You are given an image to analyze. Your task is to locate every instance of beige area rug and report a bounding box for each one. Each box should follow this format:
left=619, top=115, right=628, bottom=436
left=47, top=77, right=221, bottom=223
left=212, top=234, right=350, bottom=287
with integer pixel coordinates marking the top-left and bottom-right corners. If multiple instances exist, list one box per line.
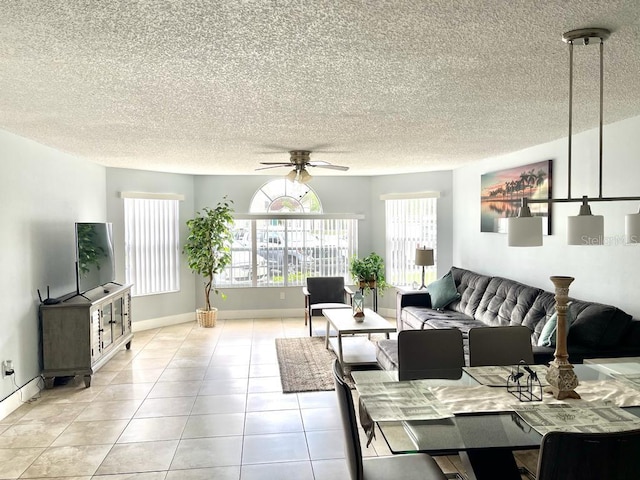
left=276, top=337, right=337, bottom=393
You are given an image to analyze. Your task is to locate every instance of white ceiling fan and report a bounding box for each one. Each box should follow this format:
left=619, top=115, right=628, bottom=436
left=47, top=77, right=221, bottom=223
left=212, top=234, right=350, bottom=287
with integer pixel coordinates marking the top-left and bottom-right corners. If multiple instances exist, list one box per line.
left=255, top=150, right=349, bottom=183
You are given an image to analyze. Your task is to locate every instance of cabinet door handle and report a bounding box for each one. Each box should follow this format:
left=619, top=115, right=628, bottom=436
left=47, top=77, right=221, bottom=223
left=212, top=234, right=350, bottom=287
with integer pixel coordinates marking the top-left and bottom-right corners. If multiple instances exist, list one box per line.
left=98, top=328, right=104, bottom=333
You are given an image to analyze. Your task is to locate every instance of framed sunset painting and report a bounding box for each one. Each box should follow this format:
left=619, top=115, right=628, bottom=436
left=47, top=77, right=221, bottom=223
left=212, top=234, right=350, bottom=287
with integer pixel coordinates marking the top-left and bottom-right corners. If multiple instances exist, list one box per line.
left=480, top=160, right=552, bottom=234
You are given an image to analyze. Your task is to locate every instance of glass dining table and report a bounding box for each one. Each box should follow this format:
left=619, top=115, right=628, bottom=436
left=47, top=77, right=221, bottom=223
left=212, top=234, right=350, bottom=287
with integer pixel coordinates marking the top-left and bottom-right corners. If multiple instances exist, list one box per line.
left=352, top=363, right=640, bottom=480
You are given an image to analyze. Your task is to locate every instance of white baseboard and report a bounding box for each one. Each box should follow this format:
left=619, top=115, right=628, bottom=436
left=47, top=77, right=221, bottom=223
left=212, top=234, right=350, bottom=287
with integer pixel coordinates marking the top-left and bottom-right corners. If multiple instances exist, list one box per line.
left=218, top=308, right=304, bottom=320
left=0, top=377, right=42, bottom=422
left=132, top=312, right=197, bottom=332
left=131, top=309, right=306, bottom=331
left=132, top=307, right=395, bottom=332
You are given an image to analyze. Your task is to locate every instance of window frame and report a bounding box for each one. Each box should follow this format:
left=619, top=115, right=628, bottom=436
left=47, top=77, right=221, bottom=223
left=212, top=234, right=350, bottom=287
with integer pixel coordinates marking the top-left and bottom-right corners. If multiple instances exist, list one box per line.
left=121, top=192, right=183, bottom=297
left=383, top=192, right=439, bottom=288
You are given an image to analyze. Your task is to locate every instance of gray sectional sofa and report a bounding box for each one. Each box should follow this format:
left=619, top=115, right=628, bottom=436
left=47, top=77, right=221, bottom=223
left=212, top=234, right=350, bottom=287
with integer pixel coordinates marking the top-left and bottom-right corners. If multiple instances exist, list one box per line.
left=376, top=266, right=640, bottom=370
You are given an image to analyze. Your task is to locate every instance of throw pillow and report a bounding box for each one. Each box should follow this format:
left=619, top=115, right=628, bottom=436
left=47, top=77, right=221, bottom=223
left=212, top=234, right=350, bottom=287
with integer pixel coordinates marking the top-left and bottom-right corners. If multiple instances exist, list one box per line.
left=537, top=304, right=575, bottom=347
left=537, top=312, right=557, bottom=347
left=427, top=271, right=461, bottom=309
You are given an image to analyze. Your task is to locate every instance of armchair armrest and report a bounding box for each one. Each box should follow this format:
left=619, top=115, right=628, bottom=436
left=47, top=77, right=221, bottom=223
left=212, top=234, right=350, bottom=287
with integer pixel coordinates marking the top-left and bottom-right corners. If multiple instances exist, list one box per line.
left=344, top=285, right=354, bottom=304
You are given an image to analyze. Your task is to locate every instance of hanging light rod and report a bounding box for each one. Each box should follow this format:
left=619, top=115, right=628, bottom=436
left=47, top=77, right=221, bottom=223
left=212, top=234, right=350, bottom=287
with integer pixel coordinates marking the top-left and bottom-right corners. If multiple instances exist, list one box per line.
left=508, top=27, right=640, bottom=246
left=523, top=196, right=640, bottom=205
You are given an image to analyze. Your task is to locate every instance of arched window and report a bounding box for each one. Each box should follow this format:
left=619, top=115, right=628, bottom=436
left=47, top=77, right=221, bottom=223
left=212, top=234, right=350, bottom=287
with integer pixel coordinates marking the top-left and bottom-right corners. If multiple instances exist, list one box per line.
left=219, top=180, right=360, bottom=288
left=250, top=179, right=322, bottom=213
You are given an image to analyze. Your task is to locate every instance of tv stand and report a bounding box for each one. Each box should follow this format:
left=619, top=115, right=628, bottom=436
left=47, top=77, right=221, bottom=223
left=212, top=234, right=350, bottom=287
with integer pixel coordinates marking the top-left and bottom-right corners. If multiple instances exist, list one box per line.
left=39, top=283, right=133, bottom=388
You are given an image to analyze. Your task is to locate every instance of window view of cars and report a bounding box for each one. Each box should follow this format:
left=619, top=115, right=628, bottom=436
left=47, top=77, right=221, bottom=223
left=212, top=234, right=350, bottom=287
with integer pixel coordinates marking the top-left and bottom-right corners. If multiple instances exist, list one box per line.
left=218, top=220, right=356, bottom=287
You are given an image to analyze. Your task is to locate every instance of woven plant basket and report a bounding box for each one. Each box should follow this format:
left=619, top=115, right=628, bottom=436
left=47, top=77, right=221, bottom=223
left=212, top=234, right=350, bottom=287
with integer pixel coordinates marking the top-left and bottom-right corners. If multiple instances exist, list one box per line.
left=196, top=308, right=218, bottom=328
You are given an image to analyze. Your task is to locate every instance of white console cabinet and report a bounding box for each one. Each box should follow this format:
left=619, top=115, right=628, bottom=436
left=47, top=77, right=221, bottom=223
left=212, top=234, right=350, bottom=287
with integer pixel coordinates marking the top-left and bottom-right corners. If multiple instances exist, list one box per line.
left=39, top=283, right=133, bottom=388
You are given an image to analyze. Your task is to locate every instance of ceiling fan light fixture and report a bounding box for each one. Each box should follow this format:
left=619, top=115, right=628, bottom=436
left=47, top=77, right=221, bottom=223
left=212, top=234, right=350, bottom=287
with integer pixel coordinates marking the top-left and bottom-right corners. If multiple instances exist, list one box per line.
left=286, top=169, right=298, bottom=182
left=257, top=149, right=348, bottom=183
left=298, top=169, right=312, bottom=184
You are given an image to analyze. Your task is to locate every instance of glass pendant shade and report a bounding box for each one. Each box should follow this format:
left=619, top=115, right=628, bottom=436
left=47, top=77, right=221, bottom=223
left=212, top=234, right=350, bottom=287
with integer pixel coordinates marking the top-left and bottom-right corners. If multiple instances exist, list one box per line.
left=286, top=168, right=311, bottom=184
left=286, top=169, right=297, bottom=182
left=507, top=216, right=543, bottom=247
left=567, top=202, right=604, bottom=245
left=626, top=209, right=640, bottom=244
left=298, top=169, right=311, bottom=184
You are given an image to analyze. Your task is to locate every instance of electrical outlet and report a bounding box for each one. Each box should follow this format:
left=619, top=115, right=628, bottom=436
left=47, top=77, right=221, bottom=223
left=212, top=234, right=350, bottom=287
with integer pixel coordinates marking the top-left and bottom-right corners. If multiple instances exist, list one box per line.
left=280, top=291, right=285, bottom=300
left=3, top=360, right=14, bottom=377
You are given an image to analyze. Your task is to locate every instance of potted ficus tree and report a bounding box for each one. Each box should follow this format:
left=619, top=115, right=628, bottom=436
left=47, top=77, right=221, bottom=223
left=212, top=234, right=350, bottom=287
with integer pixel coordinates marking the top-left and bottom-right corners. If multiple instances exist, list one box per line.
left=183, top=197, right=234, bottom=327
left=349, top=252, right=388, bottom=294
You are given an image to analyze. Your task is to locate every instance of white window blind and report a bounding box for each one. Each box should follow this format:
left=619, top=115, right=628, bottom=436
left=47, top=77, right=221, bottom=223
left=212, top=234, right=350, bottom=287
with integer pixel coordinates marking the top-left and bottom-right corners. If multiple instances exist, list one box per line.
left=123, top=197, right=180, bottom=296
left=385, top=197, right=438, bottom=287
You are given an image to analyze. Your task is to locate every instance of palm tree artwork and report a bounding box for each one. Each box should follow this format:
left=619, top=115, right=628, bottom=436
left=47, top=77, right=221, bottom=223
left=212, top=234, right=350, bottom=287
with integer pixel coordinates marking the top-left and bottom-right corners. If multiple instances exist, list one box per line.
left=480, top=160, right=552, bottom=234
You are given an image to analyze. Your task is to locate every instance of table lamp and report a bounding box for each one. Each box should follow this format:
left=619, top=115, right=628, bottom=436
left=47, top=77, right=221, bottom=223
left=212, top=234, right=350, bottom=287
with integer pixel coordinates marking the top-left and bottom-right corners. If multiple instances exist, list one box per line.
left=415, top=247, right=434, bottom=290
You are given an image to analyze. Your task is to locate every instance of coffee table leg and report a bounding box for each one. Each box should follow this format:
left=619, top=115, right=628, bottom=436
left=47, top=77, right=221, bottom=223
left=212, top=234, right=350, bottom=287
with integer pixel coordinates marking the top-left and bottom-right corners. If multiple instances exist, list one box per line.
left=337, top=333, right=344, bottom=366
left=325, top=320, right=330, bottom=349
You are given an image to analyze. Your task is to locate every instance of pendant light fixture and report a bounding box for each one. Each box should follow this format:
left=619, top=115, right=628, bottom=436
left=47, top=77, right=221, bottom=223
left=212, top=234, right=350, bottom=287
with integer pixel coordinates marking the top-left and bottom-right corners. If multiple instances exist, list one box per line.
left=508, top=199, right=542, bottom=247
left=508, top=28, right=640, bottom=247
left=627, top=208, right=640, bottom=244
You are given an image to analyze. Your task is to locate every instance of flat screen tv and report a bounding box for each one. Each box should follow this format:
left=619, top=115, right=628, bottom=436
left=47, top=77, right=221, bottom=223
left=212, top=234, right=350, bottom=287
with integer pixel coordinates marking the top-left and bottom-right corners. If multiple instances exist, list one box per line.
left=75, top=222, right=116, bottom=294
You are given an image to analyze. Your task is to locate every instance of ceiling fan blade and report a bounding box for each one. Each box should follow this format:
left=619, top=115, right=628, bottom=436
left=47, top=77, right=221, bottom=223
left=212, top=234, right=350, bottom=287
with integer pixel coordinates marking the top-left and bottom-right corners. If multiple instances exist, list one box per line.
left=309, top=164, right=349, bottom=171
left=259, top=161, right=293, bottom=165
left=255, top=164, right=292, bottom=171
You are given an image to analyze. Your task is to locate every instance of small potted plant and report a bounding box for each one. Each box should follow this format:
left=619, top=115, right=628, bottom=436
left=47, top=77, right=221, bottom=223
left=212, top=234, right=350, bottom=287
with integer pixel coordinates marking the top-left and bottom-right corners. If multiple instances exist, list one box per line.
left=183, top=197, right=234, bottom=327
left=349, top=252, right=388, bottom=294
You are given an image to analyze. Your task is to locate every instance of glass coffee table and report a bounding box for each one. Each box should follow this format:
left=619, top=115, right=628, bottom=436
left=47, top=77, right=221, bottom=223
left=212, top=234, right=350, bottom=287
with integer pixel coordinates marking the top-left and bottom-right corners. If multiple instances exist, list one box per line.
left=322, top=307, right=396, bottom=371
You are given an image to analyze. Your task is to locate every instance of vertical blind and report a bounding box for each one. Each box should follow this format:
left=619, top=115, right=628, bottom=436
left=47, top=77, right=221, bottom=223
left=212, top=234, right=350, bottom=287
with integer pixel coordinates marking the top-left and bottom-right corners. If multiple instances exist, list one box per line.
left=384, top=195, right=438, bottom=286
left=123, top=196, right=180, bottom=296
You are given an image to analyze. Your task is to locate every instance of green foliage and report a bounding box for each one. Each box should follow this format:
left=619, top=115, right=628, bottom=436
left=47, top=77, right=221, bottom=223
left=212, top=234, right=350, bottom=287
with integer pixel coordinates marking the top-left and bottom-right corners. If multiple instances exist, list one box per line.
left=183, top=198, right=234, bottom=310
left=76, top=224, right=107, bottom=276
left=349, top=252, right=388, bottom=294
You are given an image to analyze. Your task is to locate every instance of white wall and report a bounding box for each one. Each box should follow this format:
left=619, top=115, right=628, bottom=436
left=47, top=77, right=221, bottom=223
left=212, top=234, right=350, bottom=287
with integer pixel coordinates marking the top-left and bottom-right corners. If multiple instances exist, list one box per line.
left=453, top=115, right=640, bottom=318
left=0, top=130, right=106, bottom=401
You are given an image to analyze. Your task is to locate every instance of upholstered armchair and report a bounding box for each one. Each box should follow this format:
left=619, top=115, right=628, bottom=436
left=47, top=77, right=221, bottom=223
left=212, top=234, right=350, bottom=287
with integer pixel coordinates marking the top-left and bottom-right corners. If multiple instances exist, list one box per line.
left=303, top=276, right=353, bottom=336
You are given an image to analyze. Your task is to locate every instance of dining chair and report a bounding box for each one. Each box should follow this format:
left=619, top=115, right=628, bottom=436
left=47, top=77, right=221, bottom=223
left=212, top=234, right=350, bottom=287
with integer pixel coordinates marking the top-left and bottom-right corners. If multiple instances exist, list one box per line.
left=332, top=359, right=448, bottom=480
left=536, top=429, right=640, bottom=480
left=468, top=325, right=534, bottom=367
left=398, top=329, right=465, bottom=380
left=303, top=276, right=353, bottom=336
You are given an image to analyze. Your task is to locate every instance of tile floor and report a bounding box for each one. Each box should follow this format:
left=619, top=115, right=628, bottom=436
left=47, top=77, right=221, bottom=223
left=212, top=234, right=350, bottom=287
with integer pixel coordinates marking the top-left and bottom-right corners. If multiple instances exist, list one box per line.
left=0, top=317, right=540, bottom=479
left=0, top=317, right=469, bottom=480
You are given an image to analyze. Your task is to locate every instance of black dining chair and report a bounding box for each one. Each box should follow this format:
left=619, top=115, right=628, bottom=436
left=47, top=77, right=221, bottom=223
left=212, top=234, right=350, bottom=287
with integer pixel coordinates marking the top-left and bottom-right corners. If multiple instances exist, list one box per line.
left=398, top=329, right=465, bottom=380
left=332, top=359, right=448, bottom=480
left=536, top=429, right=640, bottom=480
left=468, top=325, right=534, bottom=367
left=303, top=276, right=353, bottom=336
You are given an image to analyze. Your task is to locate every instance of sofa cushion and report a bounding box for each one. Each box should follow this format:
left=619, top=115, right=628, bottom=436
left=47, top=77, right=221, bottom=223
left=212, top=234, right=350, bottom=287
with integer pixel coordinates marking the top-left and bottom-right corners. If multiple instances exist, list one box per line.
left=448, top=266, right=492, bottom=318
left=426, top=271, right=460, bottom=309
left=568, top=300, right=633, bottom=348
left=475, top=277, right=541, bottom=327
left=537, top=312, right=558, bottom=347
left=425, top=317, right=486, bottom=338
left=376, top=338, right=398, bottom=371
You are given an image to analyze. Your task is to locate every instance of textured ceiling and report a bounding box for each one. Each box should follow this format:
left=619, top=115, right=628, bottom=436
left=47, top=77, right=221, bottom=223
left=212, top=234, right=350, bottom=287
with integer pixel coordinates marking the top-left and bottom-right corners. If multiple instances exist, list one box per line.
left=1, top=1, right=640, bottom=176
